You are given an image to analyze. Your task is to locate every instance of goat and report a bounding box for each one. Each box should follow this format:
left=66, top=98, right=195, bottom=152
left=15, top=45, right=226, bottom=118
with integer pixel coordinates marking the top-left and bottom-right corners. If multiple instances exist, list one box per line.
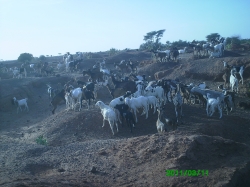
left=109, top=91, right=132, bottom=123
left=46, top=84, right=58, bottom=99
left=81, top=87, right=95, bottom=109
left=157, top=107, right=178, bottom=132
left=224, top=61, right=244, bottom=85
left=144, top=86, right=165, bottom=106
left=146, top=96, right=159, bottom=114
left=172, top=84, right=183, bottom=122
left=114, top=104, right=135, bottom=133
left=51, top=89, right=66, bottom=114
left=67, top=88, right=83, bottom=111
left=95, top=101, right=119, bottom=135
left=209, top=51, right=221, bottom=58
left=156, top=108, right=165, bottom=133
left=205, top=93, right=223, bottom=119
left=178, top=47, right=187, bottom=54
left=12, top=97, right=29, bottom=114
left=125, top=96, right=149, bottom=123
left=230, top=69, right=239, bottom=93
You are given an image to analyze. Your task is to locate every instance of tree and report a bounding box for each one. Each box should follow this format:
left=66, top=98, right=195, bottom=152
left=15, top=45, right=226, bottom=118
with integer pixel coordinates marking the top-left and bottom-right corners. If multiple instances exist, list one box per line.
left=39, top=55, right=46, bottom=62
left=17, top=53, right=33, bottom=63
left=141, top=29, right=166, bottom=50
left=206, top=33, right=220, bottom=42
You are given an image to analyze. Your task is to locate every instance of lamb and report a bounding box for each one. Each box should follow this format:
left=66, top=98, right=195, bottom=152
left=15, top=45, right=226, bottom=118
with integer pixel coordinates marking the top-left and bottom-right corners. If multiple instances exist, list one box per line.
left=125, top=96, right=149, bottom=123
left=156, top=108, right=165, bottom=133
left=95, top=101, right=119, bottom=135
left=205, top=93, right=223, bottom=119
left=12, top=97, right=29, bottom=114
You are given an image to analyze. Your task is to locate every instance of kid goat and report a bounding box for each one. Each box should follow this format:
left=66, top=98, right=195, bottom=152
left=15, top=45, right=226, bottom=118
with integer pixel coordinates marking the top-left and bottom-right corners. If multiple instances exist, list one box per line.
left=12, top=97, right=29, bottom=114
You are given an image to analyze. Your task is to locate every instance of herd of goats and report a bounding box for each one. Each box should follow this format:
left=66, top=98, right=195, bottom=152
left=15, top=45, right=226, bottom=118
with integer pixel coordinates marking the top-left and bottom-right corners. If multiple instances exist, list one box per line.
left=152, top=37, right=227, bottom=62
left=10, top=49, right=250, bottom=135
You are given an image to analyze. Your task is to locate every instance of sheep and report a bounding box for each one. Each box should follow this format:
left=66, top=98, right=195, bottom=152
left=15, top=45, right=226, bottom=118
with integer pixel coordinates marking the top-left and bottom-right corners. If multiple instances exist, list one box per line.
left=95, top=101, right=119, bottom=135
left=157, top=107, right=178, bottom=132
left=12, top=97, right=29, bottom=114
left=205, top=93, right=223, bottom=119
left=230, top=69, right=239, bottom=93
left=125, top=96, right=149, bottom=123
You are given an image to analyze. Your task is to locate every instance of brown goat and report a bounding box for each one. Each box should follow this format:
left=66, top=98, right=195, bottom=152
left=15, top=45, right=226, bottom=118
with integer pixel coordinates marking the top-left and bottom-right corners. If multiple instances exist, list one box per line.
left=51, top=89, right=66, bottom=114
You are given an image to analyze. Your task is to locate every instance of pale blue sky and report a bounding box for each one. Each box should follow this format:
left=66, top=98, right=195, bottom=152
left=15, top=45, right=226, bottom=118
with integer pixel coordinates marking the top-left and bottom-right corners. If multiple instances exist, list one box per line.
left=0, top=0, right=249, bottom=60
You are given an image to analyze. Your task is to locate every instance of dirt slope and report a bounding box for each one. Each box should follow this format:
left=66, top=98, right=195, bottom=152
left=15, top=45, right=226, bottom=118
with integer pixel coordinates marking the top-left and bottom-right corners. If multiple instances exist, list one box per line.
left=1, top=50, right=250, bottom=187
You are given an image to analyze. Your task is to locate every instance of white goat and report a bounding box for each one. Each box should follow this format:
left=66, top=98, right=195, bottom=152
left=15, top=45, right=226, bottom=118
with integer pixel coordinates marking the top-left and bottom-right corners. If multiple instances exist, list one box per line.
left=178, top=47, right=187, bottom=54
left=95, top=101, right=119, bottom=135
left=205, top=93, right=222, bottom=119
left=146, top=96, right=159, bottom=114
left=144, top=86, right=165, bottom=106
left=214, top=43, right=224, bottom=56
left=156, top=108, right=165, bottom=133
left=224, top=61, right=244, bottom=85
left=209, top=51, right=221, bottom=58
left=12, top=97, right=29, bottom=114
left=125, top=96, right=149, bottom=123
left=230, top=69, right=239, bottom=93
left=67, top=87, right=83, bottom=111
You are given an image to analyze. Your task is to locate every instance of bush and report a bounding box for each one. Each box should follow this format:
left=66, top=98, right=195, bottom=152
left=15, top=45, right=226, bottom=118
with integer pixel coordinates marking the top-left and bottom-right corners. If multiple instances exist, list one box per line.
left=36, top=135, right=47, bottom=145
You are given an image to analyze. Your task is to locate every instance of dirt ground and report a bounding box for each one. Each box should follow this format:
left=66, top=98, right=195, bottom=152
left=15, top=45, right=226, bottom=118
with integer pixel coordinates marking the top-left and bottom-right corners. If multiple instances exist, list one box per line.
left=1, top=50, right=250, bottom=187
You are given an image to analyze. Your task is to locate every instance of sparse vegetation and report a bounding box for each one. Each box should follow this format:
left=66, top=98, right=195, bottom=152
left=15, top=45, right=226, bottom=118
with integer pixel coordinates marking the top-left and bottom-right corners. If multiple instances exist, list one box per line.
left=109, top=48, right=119, bottom=56
left=36, top=135, right=47, bottom=145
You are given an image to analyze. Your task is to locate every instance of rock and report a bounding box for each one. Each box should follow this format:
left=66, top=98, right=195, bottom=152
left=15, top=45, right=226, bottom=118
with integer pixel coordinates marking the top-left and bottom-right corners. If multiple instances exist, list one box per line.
left=58, top=168, right=65, bottom=172
left=90, top=166, right=97, bottom=173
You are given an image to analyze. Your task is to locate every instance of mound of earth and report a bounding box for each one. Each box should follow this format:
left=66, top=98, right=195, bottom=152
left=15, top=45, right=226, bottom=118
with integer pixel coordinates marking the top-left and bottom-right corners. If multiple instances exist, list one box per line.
left=1, top=50, right=250, bottom=186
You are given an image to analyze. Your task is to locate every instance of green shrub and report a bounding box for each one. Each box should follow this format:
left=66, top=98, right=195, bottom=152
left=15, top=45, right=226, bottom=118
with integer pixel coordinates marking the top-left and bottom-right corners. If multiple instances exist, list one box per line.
left=36, top=135, right=47, bottom=145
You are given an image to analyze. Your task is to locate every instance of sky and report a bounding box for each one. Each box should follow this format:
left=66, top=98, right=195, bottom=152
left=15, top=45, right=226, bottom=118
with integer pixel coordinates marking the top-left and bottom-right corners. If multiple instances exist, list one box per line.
left=0, top=0, right=250, bottom=61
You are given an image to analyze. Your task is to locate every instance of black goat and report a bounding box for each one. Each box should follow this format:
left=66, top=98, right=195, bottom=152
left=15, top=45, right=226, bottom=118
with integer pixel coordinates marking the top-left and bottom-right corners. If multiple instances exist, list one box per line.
left=114, top=103, right=135, bottom=133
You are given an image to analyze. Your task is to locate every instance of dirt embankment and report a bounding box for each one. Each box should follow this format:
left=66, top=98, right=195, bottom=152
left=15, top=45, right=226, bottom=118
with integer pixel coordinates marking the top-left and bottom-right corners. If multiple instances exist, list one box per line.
left=1, top=50, right=250, bottom=187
